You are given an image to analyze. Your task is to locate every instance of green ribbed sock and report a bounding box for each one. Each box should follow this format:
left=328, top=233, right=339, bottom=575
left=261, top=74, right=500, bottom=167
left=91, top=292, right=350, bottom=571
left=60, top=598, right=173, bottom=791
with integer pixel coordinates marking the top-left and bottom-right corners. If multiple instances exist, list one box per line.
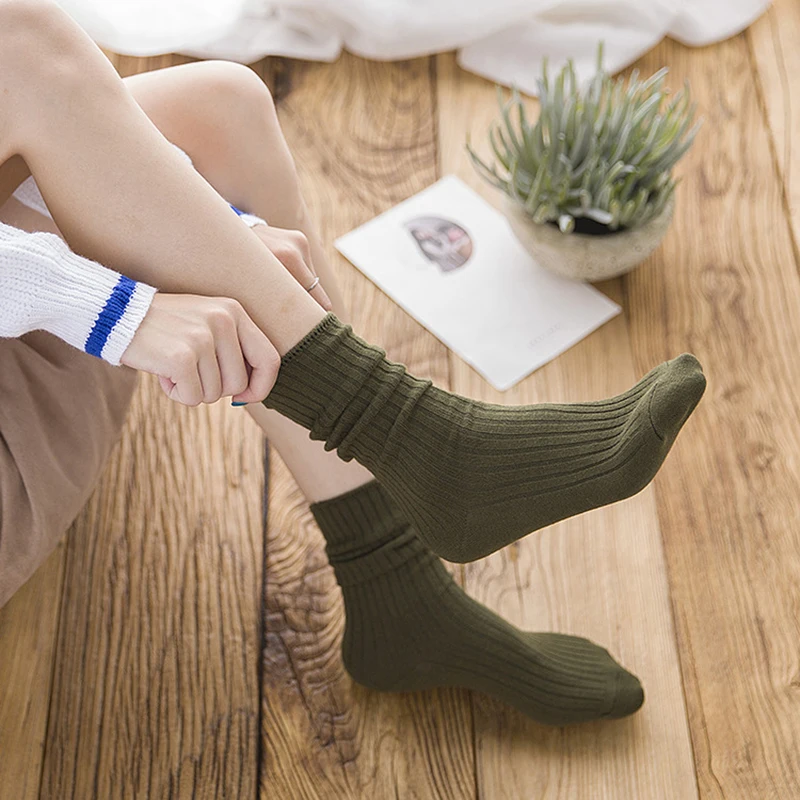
left=267, top=314, right=705, bottom=562
left=311, top=481, right=644, bottom=725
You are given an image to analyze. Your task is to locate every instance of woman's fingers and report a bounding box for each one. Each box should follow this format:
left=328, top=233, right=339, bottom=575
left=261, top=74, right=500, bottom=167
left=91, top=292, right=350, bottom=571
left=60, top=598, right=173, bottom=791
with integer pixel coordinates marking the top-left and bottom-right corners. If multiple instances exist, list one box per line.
left=232, top=311, right=281, bottom=403
left=286, top=231, right=333, bottom=310
left=193, top=327, right=224, bottom=403
left=158, top=374, right=176, bottom=397
left=170, top=345, right=204, bottom=406
left=274, top=233, right=316, bottom=288
left=122, top=293, right=281, bottom=406
left=309, top=281, right=332, bottom=311
left=208, top=301, right=250, bottom=398
left=252, top=225, right=332, bottom=310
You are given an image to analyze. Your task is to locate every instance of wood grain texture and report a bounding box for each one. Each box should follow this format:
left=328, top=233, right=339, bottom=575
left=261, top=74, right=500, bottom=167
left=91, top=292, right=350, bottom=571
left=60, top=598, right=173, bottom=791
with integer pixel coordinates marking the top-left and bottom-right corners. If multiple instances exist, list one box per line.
left=39, top=373, right=267, bottom=799
left=4, top=9, right=800, bottom=796
left=748, top=0, right=800, bottom=250
left=625, top=35, right=800, bottom=799
left=436, top=51, right=698, bottom=798
left=258, top=54, right=476, bottom=800
left=0, top=545, right=65, bottom=800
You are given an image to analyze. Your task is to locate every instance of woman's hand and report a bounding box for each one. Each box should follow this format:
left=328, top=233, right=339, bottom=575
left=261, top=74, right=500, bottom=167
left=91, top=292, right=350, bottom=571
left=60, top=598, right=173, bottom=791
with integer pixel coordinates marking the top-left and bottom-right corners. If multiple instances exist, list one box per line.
left=121, top=293, right=280, bottom=406
left=121, top=222, right=330, bottom=408
left=250, top=224, right=332, bottom=310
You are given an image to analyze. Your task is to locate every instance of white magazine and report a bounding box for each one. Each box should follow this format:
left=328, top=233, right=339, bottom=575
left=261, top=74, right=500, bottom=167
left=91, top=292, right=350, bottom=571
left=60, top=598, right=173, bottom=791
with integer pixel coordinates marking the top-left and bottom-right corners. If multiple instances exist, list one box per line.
left=335, top=176, right=621, bottom=391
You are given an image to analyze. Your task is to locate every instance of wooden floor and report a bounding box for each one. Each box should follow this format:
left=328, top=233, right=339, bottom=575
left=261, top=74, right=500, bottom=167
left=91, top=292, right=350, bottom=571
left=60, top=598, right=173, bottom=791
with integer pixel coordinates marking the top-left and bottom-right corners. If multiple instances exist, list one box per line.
left=2, top=1, right=800, bottom=796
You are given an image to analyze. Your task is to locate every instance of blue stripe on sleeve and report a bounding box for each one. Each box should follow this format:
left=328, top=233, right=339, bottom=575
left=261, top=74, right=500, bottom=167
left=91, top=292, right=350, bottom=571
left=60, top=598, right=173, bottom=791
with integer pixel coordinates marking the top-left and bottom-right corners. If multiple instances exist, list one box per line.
left=84, top=275, right=137, bottom=358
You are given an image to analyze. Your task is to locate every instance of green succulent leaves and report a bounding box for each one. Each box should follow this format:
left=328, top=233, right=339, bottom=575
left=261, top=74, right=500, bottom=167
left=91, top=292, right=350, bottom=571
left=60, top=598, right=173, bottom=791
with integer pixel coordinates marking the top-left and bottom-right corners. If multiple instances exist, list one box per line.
left=468, top=44, right=700, bottom=233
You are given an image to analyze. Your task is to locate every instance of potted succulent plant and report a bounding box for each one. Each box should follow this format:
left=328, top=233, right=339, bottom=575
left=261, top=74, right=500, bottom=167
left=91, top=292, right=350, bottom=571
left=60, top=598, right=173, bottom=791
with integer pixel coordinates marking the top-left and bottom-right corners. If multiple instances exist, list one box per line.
left=468, top=45, right=700, bottom=281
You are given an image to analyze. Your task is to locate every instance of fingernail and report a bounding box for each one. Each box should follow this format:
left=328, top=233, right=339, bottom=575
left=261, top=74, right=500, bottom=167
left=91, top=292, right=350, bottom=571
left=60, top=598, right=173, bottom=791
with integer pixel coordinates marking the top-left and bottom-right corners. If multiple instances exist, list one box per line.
left=231, top=401, right=248, bottom=407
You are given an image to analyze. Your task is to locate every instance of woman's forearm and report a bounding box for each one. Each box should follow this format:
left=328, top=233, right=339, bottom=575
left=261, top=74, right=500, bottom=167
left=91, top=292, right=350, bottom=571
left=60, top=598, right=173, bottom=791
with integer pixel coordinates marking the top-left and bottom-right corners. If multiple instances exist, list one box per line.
left=1, top=0, right=325, bottom=354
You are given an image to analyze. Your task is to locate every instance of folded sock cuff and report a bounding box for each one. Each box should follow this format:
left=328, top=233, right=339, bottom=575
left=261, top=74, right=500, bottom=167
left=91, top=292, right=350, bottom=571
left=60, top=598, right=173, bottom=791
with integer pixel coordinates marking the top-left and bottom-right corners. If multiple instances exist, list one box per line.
left=265, top=314, right=387, bottom=443
left=264, top=314, right=431, bottom=464
left=311, top=480, right=439, bottom=588
left=310, top=480, right=401, bottom=552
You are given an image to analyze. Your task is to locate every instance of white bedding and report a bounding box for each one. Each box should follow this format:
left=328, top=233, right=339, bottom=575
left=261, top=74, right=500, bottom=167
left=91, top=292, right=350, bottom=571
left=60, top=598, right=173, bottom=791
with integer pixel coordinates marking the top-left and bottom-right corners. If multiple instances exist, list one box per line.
left=56, top=0, right=770, bottom=94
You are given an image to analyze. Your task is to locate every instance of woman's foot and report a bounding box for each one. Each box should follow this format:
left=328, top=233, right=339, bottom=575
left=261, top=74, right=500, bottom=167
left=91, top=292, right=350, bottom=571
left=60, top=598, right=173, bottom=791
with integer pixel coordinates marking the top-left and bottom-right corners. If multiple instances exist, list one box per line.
left=268, top=315, right=706, bottom=562
left=312, top=482, right=644, bottom=726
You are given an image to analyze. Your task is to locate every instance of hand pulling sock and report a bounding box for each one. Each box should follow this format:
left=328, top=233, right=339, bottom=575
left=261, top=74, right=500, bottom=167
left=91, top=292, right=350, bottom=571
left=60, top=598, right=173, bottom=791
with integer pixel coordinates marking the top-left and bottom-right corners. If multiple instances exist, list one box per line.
left=311, top=481, right=644, bottom=725
left=265, top=314, right=706, bottom=562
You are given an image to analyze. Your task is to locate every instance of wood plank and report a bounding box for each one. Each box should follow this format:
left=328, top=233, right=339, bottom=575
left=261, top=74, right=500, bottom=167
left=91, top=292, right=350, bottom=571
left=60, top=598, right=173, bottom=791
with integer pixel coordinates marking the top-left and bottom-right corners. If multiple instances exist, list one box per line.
left=435, top=52, right=698, bottom=798
left=39, top=374, right=266, bottom=798
left=258, top=54, right=476, bottom=799
left=748, top=0, right=800, bottom=249
left=625, top=34, right=800, bottom=799
left=0, top=545, right=66, bottom=800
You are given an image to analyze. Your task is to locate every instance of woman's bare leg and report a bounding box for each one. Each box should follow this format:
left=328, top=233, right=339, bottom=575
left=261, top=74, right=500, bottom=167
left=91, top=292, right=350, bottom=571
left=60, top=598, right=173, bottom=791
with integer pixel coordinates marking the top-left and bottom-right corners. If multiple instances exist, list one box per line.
left=109, top=73, right=649, bottom=727
left=0, top=0, right=324, bottom=354
left=0, top=3, right=704, bottom=553
left=124, top=61, right=372, bottom=502
left=105, top=74, right=653, bottom=723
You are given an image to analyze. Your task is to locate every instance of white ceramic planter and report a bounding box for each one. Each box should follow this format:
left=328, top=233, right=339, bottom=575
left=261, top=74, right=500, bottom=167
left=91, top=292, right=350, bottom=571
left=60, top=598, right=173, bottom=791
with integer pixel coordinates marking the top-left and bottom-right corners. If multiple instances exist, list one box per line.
left=504, top=196, right=675, bottom=282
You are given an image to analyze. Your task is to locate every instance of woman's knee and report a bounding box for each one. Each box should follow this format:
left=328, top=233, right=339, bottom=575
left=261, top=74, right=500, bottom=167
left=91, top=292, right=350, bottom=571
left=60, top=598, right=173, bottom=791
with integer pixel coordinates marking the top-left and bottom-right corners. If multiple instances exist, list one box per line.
left=134, top=61, right=306, bottom=215
left=151, top=61, right=279, bottom=139
left=192, top=61, right=277, bottom=116
left=127, top=60, right=284, bottom=168
left=194, top=63, right=309, bottom=213
left=188, top=62, right=291, bottom=177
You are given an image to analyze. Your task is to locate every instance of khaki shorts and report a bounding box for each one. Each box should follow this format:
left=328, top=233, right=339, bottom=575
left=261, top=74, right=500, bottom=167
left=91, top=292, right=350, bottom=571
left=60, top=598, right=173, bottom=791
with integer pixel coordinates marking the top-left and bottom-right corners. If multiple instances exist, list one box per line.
left=0, top=331, right=137, bottom=607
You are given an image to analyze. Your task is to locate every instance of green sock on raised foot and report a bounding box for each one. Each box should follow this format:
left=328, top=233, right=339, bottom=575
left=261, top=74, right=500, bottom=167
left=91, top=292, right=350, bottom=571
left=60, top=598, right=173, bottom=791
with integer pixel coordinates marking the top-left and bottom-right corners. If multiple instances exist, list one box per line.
left=267, top=314, right=705, bottom=562
left=311, top=481, right=644, bottom=726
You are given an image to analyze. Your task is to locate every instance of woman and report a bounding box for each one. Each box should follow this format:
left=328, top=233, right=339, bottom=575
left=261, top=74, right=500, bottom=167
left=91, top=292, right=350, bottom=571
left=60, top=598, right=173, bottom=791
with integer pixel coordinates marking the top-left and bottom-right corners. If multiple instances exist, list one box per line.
left=0, top=0, right=706, bottom=725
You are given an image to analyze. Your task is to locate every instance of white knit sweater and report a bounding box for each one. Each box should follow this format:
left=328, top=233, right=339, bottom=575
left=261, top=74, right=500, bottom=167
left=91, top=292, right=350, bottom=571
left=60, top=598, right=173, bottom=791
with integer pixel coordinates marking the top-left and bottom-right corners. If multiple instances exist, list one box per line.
left=1, top=170, right=265, bottom=366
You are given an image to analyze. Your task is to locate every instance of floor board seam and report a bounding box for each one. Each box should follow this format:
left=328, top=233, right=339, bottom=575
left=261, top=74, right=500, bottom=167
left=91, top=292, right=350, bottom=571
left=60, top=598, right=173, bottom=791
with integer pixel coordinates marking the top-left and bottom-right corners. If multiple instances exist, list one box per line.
left=36, top=539, right=69, bottom=800
left=255, top=441, right=270, bottom=800
left=746, top=19, right=800, bottom=276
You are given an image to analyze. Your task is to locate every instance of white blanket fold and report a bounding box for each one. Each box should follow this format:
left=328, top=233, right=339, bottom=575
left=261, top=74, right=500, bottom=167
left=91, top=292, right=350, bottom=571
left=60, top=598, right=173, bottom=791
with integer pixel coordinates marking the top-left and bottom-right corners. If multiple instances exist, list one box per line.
left=56, top=0, right=770, bottom=94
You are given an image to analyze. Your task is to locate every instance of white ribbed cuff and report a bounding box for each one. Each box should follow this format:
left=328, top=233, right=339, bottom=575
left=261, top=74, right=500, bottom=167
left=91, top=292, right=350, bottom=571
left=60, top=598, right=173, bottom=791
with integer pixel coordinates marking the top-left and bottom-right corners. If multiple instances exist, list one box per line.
left=0, top=225, right=156, bottom=365
left=101, top=281, right=158, bottom=365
